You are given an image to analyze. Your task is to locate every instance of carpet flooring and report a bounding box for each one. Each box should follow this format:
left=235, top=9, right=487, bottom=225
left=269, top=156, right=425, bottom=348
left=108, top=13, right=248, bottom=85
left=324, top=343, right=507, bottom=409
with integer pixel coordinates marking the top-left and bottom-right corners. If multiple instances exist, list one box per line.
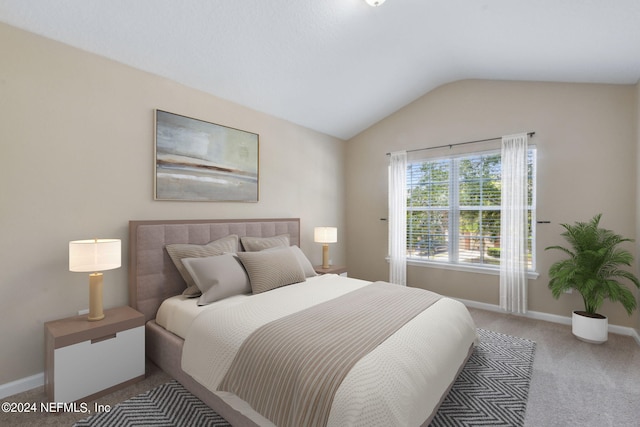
left=468, top=308, right=640, bottom=427
left=72, top=328, right=535, bottom=427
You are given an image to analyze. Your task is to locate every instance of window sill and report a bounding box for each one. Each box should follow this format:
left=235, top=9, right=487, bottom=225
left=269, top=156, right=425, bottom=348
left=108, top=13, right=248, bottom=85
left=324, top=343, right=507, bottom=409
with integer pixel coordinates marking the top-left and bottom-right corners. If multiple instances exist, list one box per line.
left=405, top=258, right=539, bottom=279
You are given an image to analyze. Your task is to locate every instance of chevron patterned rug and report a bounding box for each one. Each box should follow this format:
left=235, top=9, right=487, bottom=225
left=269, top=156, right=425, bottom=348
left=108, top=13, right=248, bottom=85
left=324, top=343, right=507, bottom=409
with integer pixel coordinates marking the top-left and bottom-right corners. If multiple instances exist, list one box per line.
left=430, top=328, right=536, bottom=426
left=74, top=328, right=535, bottom=427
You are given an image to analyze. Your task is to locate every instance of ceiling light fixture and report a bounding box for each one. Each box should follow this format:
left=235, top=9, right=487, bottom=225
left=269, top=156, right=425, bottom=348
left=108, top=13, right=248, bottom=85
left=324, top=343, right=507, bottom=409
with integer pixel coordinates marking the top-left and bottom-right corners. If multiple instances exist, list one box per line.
left=365, top=0, right=386, bottom=6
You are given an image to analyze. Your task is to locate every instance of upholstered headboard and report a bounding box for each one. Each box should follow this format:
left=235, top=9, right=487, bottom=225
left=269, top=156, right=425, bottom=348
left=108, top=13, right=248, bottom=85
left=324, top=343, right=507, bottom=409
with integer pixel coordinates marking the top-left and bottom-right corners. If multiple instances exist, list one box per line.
left=128, top=218, right=301, bottom=321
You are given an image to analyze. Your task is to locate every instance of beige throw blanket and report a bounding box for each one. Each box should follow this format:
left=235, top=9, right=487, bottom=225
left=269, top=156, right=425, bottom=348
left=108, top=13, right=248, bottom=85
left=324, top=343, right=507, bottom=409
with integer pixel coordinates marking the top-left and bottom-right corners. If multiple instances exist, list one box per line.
left=218, top=281, right=442, bottom=427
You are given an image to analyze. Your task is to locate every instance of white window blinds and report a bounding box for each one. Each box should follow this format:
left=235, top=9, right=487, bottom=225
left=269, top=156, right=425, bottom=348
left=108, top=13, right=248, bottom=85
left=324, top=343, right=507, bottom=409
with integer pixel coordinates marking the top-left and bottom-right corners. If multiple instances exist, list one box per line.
left=406, top=148, right=536, bottom=270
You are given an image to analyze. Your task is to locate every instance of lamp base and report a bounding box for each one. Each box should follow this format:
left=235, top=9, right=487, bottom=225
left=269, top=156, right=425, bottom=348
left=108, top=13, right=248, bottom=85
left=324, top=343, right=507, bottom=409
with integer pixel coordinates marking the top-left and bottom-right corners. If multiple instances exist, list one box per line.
left=322, top=244, right=330, bottom=269
left=88, top=273, right=105, bottom=321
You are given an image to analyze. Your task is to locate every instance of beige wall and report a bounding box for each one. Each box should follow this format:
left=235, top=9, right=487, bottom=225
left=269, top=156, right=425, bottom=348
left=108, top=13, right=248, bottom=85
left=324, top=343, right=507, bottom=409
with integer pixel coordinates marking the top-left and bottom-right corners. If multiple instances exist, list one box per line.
left=0, top=23, right=346, bottom=385
left=346, top=79, right=639, bottom=329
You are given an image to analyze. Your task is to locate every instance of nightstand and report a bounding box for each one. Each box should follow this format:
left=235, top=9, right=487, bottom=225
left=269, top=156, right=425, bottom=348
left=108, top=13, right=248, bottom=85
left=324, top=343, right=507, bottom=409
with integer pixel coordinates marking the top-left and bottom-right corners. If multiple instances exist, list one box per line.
left=44, top=306, right=145, bottom=402
left=314, top=265, right=348, bottom=276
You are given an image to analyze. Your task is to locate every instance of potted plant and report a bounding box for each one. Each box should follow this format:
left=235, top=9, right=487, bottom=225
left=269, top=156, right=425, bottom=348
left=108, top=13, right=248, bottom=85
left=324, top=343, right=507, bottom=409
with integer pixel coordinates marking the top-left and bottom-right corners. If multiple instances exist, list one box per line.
left=546, top=214, right=640, bottom=343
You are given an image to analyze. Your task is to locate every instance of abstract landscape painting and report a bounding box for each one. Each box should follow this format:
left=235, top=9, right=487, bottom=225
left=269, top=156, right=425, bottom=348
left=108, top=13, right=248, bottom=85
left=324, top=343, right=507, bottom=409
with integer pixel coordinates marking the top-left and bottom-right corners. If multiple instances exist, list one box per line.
left=154, top=110, right=259, bottom=201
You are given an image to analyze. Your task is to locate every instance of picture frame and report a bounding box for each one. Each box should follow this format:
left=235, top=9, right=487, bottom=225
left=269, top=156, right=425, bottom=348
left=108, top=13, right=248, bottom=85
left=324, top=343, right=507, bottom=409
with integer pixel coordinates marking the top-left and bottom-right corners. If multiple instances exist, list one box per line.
left=154, top=110, right=259, bottom=202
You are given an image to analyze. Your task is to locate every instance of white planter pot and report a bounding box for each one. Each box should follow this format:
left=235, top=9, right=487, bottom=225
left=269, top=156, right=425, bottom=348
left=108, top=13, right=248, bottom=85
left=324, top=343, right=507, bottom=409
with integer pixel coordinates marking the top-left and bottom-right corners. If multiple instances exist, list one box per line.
left=572, top=311, right=608, bottom=344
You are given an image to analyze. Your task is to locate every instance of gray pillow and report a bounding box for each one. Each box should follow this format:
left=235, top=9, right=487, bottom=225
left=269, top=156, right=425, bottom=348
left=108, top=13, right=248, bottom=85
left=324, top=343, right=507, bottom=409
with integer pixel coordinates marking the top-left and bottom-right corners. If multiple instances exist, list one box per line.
left=181, top=284, right=203, bottom=298
left=181, top=254, right=251, bottom=305
left=236, top=248, right=306, bottom=294
left=240, top=234, right=290, bottom=251
left=266, top=245, right=317, bottom=278
left=165, top=235, right=239, bottom=296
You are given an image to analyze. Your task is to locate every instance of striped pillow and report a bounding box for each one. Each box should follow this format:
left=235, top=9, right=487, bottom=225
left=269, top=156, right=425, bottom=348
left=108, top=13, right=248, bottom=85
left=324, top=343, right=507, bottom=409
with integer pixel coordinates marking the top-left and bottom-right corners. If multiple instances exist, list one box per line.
left=240, top=234, right=290, bottom=252
left=237, top=248, right=306, bottom=294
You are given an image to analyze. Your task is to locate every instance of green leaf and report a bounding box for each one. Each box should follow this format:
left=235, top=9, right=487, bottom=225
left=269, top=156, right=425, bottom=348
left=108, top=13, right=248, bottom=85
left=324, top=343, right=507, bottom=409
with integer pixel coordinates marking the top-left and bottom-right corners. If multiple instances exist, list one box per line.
left=545, top=214, right=639, bottom=316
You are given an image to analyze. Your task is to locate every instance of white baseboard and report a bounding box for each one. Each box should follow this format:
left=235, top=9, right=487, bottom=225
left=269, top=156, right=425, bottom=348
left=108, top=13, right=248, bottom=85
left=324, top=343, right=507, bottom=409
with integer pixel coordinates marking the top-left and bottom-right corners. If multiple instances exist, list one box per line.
left=458, top=298, right=640, bottom=346
left=0, top=372, right=44, bottom=399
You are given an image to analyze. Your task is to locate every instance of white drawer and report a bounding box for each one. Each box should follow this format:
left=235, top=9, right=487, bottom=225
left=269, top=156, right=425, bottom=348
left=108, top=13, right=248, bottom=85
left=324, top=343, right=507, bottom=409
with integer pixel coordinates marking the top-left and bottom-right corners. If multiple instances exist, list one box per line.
left=53, top=325, right=144, bottom=402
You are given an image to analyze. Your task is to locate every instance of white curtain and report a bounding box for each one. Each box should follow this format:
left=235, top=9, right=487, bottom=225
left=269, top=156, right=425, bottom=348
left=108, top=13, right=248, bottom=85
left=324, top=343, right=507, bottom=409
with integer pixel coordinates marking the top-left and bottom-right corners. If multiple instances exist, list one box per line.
left=388, top=151, right=407, bottom=286
left=500, top=134, right=528, bottom=313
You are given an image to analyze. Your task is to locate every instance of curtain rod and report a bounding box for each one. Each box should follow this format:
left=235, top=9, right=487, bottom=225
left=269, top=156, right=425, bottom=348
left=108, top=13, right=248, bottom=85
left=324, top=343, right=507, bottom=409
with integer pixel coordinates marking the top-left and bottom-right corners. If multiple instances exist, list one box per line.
left=386, top=132, right=535, bottom=156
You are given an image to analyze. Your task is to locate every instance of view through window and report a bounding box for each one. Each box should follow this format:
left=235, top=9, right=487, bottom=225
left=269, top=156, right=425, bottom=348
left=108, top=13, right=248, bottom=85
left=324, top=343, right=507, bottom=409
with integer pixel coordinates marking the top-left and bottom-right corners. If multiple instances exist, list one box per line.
left=406, top=148, right=536, bottom=270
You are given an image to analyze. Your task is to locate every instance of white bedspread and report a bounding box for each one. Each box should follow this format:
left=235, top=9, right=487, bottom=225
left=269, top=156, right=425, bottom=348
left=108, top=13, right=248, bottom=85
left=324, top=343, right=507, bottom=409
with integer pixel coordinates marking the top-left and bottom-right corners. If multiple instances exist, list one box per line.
left=156, top=293, right=249, bottom=339
left=181, top=274, right=477, bottom=427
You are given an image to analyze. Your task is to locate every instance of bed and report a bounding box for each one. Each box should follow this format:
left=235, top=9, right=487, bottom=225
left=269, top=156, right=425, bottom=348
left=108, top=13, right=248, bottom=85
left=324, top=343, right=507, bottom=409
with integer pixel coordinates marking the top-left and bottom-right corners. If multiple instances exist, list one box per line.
left=129, top=218, right=477, bottom=427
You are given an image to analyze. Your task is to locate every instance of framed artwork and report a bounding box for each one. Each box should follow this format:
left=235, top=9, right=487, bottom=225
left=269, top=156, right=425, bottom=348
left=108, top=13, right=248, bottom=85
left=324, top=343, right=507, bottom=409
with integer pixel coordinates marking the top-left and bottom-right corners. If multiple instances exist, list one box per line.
left=154, top=110, right=259, bottom=202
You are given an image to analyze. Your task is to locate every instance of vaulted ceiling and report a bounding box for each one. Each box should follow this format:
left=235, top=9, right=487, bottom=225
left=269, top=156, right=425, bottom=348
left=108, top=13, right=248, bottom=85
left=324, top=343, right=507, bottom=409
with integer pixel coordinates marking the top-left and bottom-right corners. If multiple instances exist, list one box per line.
left=1, top=0, right=639, bottom=139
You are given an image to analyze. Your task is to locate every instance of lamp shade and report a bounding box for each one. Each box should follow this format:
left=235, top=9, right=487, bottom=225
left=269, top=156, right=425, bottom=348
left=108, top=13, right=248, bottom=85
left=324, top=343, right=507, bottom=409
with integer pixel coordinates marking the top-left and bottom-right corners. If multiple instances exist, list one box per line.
left=69, top=239, right=121, bottom=272
left=314, top=227, right=337, bottom=244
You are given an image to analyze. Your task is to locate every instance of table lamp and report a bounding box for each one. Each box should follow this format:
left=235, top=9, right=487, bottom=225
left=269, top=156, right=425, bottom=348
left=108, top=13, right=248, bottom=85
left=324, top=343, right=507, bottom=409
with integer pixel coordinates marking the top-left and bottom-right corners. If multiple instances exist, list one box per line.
left=314, top=227, right=337, bottom=269
left=69, top=238, right=121, bottom=321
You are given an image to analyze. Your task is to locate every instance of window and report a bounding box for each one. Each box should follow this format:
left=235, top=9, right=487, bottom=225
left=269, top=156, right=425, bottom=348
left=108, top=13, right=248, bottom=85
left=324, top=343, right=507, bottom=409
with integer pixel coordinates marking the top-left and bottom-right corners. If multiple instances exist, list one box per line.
left=406, top=148, right=536, bottom=271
